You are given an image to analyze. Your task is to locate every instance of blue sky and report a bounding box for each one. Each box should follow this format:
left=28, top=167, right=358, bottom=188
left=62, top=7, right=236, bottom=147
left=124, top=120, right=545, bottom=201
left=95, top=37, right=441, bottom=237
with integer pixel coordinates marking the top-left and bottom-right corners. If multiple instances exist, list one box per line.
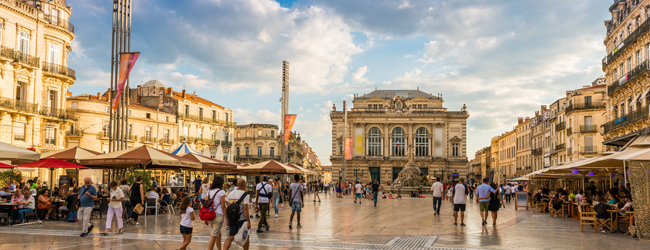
left=67, top=0, right=612, bottom=165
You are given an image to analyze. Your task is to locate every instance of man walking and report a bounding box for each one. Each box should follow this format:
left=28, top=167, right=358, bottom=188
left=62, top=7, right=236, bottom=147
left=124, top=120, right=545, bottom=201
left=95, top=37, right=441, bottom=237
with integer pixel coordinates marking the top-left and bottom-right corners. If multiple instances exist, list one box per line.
left=371, top=180, right=381, bottom=207
left=452, top=178, right=468, bottom=226
left=354, top=181, right=363, bottom=204
left=78, top=177, right=97, bottom=237
left=255, top=176, right=272, bottom=233
left=504, top=183, right=511, bottom=203
left=289, top=174, right=304, bottom=229
left=223, top=178, right=251, bottom=250
left=475, top=178, right=496, bottom=225
left=510, top=184, right=517, bottom=200
left=430, top=177, right=444, bottom=215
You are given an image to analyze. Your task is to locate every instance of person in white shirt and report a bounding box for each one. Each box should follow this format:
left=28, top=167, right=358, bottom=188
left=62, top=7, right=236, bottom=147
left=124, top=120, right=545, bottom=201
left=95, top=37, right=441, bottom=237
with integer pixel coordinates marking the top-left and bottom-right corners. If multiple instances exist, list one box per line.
left=256, top=176, right=273, bottom=233
left=452, top=179, right=468, bottom=226
left=354, top=181, right=363, bottom=204
left=289, top=174, right=304, bottom=229
left=205, top=177, right=227, bottom=250
left=223, top=179, right=251, bottom=250
left=102, top=181, right=125, bottom=235
left=504, top=184, right=511, bottom=203
left=170, top=176, right=177, bottom=187
left=510, top=185, right=517, bottom=199
left=178, top=196, right=195, bottom=250
left=430, top=177, right=444, bottom=215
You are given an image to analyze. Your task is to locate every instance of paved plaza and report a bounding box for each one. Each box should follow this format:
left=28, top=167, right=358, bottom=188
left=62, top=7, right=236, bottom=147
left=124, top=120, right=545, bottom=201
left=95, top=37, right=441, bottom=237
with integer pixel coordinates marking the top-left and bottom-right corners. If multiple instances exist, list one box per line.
left=0, top=194, right=646, bottom=250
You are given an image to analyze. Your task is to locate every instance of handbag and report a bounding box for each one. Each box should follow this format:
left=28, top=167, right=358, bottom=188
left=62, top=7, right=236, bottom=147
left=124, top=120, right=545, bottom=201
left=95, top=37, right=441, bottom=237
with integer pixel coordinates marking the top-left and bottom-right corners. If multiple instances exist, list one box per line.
left=234, top=221, right=250, bottom=246
left=199, top=189, right=220, bottom=221
left=133, top=203, right=144, bottom=215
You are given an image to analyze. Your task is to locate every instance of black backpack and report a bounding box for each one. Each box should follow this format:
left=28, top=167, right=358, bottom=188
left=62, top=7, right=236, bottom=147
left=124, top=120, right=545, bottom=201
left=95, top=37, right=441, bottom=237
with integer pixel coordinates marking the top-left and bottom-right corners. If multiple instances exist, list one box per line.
left=226, top=192, right=248, bottom=223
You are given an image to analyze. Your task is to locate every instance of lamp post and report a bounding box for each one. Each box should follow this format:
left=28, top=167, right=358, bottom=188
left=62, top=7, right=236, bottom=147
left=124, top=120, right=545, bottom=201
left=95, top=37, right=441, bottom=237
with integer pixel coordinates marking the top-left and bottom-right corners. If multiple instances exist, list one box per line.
left=352, top=164, right=361, bottom=182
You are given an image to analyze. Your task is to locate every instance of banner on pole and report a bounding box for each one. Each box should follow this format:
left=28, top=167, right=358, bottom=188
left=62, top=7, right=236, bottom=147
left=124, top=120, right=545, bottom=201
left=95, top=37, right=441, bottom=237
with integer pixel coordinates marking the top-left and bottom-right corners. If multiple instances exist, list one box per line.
left=345, top=137, right=353, bottom=160
left=112, top=52, right=141, bottom=111
left=284, top=114, right=297, bottom=146
left=354, top=127, right=364, bottom=156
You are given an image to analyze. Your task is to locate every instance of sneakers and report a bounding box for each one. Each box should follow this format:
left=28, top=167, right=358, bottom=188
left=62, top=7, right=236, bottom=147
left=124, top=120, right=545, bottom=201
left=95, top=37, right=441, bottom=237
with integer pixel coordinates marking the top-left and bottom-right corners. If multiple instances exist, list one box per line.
left=461, top=223, right=466, bottom=226
left=275, top=214, right=278, bottom=218
left=289, top=223, right=292, bottom=229
left=354, top=201, right=357, bottom=204
left=87, top=224, right=94, bottom=233
left=256, top=228, right=264, bottom=233
left=297, top=224, right=302, bottom=228
left=80, top=233, right=87, bottom=237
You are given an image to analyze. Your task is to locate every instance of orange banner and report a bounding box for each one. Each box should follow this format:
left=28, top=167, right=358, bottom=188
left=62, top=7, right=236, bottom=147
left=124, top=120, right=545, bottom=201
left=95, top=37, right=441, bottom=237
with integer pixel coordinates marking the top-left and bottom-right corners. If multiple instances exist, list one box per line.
left=284, top=114, right=297, bottom=146
left=345, top=137, right=353, bottom=160
left=112, top=52, right=140, bottom=111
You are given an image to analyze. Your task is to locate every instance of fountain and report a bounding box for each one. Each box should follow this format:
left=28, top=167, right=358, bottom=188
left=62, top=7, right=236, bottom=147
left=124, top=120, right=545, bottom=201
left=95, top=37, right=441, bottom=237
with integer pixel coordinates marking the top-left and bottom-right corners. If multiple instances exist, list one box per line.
left=394, top=145, right=430, bottom=192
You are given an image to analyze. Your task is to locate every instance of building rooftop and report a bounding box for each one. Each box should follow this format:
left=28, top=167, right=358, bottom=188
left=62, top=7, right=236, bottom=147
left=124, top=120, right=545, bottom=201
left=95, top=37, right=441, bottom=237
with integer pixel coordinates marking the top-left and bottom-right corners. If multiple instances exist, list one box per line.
left=170, top=90, right=225, bottom=109
left=355, top=89, right=442, bottom=100
left=142, top=80, right=165, bottom=88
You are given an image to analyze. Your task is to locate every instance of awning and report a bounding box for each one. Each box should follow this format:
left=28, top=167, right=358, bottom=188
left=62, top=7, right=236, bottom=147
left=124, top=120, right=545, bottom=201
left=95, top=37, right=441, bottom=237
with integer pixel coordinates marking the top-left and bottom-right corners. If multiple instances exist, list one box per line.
left=603, top=132, right=638, bottom=146
left=40, top=146, right=101, bottom=163
left=81, top=145, right=201, bottom=169
left=0, top=141, right=39, bottom=162
left=640, top=87, right=650, bottom=100
left=631, top=92, right=642, bottom=104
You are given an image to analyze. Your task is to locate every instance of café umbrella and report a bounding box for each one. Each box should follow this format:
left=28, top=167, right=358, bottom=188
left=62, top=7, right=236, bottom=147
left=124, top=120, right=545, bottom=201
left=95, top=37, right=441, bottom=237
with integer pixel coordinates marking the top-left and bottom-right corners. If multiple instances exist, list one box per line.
left=40, top=146, right=101, bottom=163
left=0, top=162, right=12, bottom=168
left=16, top=158, right=89, bottom=195
left=0, top=141, right=40, bottom=163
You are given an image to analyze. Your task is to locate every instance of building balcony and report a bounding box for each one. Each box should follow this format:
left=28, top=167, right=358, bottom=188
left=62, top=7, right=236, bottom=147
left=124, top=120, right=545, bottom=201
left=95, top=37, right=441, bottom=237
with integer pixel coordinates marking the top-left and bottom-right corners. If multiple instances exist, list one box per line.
left=44, top=14, right=75, bottom=34
left=602, top=17, right=650, bottom=68
left=555, top=121, right=566, bottom=131
left=161, top=138, right=173, bottom=145
left=236, top=155, right=280, bottom=160
left=531, top=148, right=543, bottom=155
left=12, top=50, right=39, bottom=69
left=580, top=125, right=598, bottom=133
left=580, top=146, right=605, bottom=155
left=607, top=59, right=650, bottom=96
left=40, top=106, right=70, bottom=120
left=565, top=101, right=606, bottom=114
left=365, top=155, right=384, bottom=160
left=42, top=62, right=76, bottom=80
left=566, top=148, right=573, bottom=156
left=0, top=46, right=13, bottom=60
left=604, top=105, right=649, bottom=134
left=65, top=130, right=82, bottom=137
left=178, top=113, right=237, bottom=126
left=566, top=127, right=572, bottom=136
left=556, top=143, right=566, bottom=151
left=0, top=97, right=39, bottom=114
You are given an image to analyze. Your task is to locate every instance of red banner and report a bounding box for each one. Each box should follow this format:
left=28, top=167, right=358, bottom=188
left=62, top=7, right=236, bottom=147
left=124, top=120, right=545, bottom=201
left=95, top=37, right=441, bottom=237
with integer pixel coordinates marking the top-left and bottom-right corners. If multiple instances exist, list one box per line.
left=284, top=114, right=297, bottom=146
left=345, top=137, right=353, bottom=160
left=112, top=52, right=140, bottom=111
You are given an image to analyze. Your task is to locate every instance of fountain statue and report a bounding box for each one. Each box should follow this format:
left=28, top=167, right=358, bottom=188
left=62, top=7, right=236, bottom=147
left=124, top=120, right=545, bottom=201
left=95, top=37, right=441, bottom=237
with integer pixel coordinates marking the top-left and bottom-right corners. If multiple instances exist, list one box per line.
left=394, top=144, right=427, bottom=187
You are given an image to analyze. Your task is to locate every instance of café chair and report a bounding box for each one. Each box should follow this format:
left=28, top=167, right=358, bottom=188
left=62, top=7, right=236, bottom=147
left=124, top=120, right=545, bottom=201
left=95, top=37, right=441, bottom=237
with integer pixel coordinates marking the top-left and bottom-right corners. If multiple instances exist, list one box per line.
left=580, top=212, right=597, bottom=233
left=0, top=213, right=9, bottom=226
left=92, top=198, right=109, bottom=219
left=144, top=198, right=159, bottom=216
left=550, top=206, right=564, bottom=217
left=533, top=201, right=546, bottom=213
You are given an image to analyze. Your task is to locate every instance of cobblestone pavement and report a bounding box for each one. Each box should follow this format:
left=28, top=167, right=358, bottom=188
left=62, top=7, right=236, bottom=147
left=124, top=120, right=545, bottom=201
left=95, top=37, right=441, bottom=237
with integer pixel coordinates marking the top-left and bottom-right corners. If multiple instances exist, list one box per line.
left=0, top=193, right=647, bottom=249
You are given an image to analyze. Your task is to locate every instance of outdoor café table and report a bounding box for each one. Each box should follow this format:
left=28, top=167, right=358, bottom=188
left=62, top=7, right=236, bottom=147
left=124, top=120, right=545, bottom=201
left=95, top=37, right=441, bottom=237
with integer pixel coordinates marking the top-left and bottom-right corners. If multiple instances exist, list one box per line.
left=0, top=202, right=17, bottom=225
left=566, top=202, right=577, bottom=219
left=50, top=199, right=65, bottom=220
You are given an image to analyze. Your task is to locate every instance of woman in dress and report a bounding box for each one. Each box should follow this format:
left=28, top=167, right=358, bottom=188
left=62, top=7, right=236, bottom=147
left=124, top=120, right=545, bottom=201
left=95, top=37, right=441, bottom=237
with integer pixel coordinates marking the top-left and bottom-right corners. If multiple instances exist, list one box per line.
left=37, top=189, right=55, bottom=220
left=127, top=176, right=144, bottom=225
left=486, top=183, right=505, bottom=226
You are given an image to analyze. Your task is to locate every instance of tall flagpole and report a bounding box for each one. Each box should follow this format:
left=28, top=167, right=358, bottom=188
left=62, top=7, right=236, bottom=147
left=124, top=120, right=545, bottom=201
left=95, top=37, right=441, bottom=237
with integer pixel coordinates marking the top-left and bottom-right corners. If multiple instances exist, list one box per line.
left=109, top=0, right=132, bottom=152
left=281, top=61, right=289, bottom=163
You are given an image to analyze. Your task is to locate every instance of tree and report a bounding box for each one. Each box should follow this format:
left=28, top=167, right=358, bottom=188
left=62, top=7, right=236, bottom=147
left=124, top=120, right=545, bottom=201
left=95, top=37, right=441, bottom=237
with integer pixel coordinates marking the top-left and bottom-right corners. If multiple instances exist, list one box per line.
left=125, top=167, right=153, bottom=191
left=0, top=169, right=22, bottom=188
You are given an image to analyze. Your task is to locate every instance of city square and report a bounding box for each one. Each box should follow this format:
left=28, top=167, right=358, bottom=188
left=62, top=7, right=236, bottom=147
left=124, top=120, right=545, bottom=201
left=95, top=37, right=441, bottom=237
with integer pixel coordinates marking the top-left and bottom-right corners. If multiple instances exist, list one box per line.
left=0, top=0, right=649, bottom=249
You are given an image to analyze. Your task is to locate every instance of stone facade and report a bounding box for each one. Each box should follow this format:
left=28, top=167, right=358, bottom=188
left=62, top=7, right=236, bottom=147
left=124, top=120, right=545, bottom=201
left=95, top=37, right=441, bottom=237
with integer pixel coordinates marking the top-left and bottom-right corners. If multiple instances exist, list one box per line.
left=234, top=123, right=280, bottom=164
left=329, top=89, right=469, bottom=184
left=515, top=118, right=531, bottom=177
left=602, top=0, right=650, bottom=147
left=0, top=0, right=75, bottom=153
left=495, top=129, right=515, bottom=183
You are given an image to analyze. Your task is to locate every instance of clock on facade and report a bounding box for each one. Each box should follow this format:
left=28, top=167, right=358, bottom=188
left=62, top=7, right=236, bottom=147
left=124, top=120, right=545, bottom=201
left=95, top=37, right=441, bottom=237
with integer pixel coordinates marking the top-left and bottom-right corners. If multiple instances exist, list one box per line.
left=396, top=103, right=402, bottom=109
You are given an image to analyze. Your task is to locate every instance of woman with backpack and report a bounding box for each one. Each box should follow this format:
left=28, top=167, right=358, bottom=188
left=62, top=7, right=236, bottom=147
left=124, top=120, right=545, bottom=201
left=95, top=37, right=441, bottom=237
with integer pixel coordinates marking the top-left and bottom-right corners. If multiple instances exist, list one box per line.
left=204, top=176, right=227, bottom=250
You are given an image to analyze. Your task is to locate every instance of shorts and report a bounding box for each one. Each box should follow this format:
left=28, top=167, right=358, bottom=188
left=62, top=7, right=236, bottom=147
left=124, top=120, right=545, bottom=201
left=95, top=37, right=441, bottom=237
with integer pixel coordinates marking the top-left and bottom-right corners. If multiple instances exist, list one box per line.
left=208, top=214, right=224, bottom=236
left=228, top=220, right=246, bottom=237
left=291, top=201, right=302, bottom=213
left=453, top=204, right=466, bottom=212
left=355, top=193, right=361, bottom=198
left=479, top=201, right=490, bottom=211
left=180, top=225, right=193, bottom=235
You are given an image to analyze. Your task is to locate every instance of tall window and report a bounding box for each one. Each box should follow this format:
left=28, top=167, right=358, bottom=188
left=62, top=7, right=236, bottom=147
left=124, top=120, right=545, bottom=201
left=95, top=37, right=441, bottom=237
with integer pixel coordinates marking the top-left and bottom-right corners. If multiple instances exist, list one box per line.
left=45, top=126, right=56, bottom=145
left=211, top=131, right=216, bottom=141
left=236, top=147, right=240, bottom=156
left=391, top=127, right=405, bottom=156
left=183, top=126, right=189, bottom=137
left=415, top=127, right=429, bottom=156
left=48, top=43, right=61, bottom=64
left=184, top=105, right=189, bottom=115
left=271, top=130, right=275, bottom=138
left=270, top=147, right=275, bottom=157
left=198, top=107, right=203, bottom=120
left=636, top=50, right=641, bottom=65
left=14, top=122, right=25, bottom=141
left=145, top=127, right=152, bottom=141
left=164, top=129, right=170, bottom=143
left=16, top=82, right=25, bottom=101
left=223, top=152, right=228, bottom=161
left=339, top=142, right=343, bottom=155
left=245, top=147, right=249, bottom=156
left=128, top=124, right=132, bottom=138
left=18, top=31, right=29, bottom=54
left=452, top=143, right=459, bottom=157
left=225, top=113, right=229, bottom=121
left=51, top=9, right=59, bottom=25
left=224, top=132, right=229, bottom=142
left=584, top=96, right=592, bottom=106
left=198, top=128, right=203, bottom=140
left=212, top=110, right=217, bottom=120
left=367, top=127, right=381, bottom=156
left=257, top=146, right=262, bottom=157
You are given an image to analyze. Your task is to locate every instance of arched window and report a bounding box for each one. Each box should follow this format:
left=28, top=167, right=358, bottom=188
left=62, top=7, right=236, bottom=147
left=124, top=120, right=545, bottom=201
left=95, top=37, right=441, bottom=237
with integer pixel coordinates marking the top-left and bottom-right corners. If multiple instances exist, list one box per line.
left=391, top=127, right=405, bottom=156
left=415, top=127, right=429, bottom=156
left=367, top=127, right=381, bottom=156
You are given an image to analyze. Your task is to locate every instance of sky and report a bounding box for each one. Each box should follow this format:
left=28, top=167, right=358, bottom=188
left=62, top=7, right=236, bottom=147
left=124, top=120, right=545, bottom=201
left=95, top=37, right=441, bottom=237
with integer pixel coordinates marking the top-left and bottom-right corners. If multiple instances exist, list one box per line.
left=66, top=0, right=612, bottom=165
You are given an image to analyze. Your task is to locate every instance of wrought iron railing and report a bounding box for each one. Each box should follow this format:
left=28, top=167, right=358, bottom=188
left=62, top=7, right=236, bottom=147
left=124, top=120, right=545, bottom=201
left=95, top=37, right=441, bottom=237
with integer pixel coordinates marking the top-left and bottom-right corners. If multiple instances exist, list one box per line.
left=556, top=143, right=566, bottom=151
left=555, top=121, right=566, bottom=131
left=66, top=130, right=82, bottom=137
left=179, top=113, right=237, bottom=126
left=565, top=101, right=606, bottom=114
left=531, top=148, right=543, bottom=155
left=44, top=14, right=75, bottom=34
left=39, top=105, right=69, bottom=119
left=567, top=127, right=572, bottom=136
left=12, top=50, right=39, bottom=68
left=580, top=146, right=604, bottom=154
left=0, top=45, right=13, bottom=59
left=236, top=155, right=280, bottom=160
left=608, top=59, right=650, bottom=96
left=42, top=62, right=76, bottom=80
left=602, top=17, right=650, bottom=68
left=567, top=148, right=573, bottom=156
left=580, top=125, right=598, bottom=133
left=604, top=105, right=649, bottom=133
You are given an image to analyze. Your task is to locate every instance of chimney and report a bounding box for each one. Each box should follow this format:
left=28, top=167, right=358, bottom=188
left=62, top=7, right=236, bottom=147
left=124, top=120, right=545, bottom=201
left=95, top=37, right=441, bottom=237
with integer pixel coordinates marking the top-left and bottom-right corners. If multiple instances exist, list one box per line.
left=182, top=89, right=186, bottom=99
left=518, top=117, right=523, bottom=124
left=167, top=87, right=173, bottom=94
left=66, top=91, right=72, bottom=97
left=193, top=91, right=196, bottom=96
left=97, top=92, right=101, bottom=98
left=137, top=85, right=142, bottom=96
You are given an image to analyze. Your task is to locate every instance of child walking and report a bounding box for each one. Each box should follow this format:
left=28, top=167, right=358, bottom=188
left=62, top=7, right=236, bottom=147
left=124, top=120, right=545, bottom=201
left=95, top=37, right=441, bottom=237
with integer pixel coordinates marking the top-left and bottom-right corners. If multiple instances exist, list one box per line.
left=179, top=197, right=194, bottom=250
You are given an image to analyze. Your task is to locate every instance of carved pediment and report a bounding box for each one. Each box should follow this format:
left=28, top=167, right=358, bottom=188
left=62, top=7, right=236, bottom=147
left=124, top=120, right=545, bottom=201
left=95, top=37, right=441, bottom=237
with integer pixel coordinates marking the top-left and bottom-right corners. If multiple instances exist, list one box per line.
left=449, top=136, right=462, bottom=142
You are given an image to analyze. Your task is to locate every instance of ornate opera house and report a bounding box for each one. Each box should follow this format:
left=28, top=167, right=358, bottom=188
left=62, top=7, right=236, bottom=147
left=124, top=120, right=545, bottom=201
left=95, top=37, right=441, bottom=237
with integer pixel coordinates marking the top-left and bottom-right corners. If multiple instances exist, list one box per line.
left=329, top=89, right=469, bottom=184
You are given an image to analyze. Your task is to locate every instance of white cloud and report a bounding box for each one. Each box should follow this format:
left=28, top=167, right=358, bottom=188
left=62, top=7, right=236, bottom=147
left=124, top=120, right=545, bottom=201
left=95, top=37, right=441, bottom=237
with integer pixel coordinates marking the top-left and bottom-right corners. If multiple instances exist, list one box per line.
left=351, top=66, right=370, bottom=84
left=398, top=0, right=411, bottom=9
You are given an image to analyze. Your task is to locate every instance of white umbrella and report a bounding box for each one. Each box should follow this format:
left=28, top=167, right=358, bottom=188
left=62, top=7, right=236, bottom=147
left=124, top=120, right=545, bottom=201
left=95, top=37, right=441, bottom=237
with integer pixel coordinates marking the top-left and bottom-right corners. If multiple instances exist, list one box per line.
left=0, top=141, right=39, bottom=161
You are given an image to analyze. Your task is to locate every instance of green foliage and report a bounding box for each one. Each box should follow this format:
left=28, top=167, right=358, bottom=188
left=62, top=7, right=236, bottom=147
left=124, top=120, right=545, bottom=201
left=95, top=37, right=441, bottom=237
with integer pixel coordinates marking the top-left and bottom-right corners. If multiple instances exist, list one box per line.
left=0, top=169, right=22, bottom=188
left=125, top=167, right=153, bottom=191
